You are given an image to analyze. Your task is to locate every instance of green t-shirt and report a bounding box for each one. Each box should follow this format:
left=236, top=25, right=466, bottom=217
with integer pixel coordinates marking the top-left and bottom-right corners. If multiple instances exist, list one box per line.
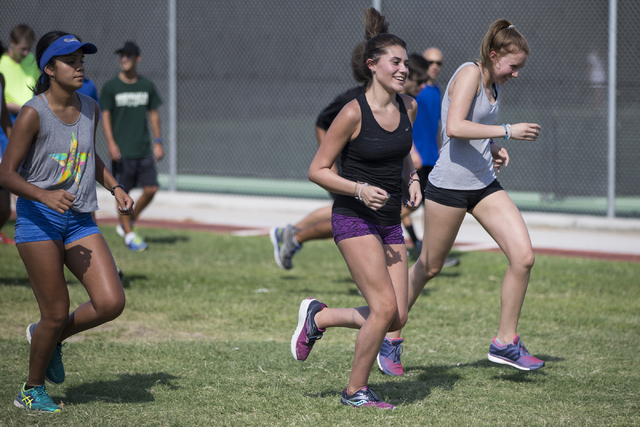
left=0, top=52, right=39, bottom=107
left=100, top=76, right=162, bottom=159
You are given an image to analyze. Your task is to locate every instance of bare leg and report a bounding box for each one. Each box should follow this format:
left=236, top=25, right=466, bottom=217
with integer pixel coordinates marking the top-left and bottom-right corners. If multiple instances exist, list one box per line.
left=386, top=200, right=466, bottom=339
left=295, top=219, right=333, bottom=244
left=18, top=234, right=125, bottom=387
left=58, top=233, right=125, bottom=340
left=294, top=205, right=332, bottom=230
left=470, top=191, right=534, bottom=344
left=119, top=185, right=158, bottom=233
left=0, top=189, right=11, bottom=227
left=17, top=240, right=69, bottom=386
left=314, top=235, right=408, bottom=395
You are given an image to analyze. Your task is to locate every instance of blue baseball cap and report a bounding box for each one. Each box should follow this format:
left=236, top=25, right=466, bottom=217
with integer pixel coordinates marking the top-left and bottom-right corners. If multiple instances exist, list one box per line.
left=39, top=35, right=97, bottom=71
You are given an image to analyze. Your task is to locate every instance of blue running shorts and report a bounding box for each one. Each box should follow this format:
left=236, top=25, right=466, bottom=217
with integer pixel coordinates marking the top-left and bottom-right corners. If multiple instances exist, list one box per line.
left=15, top=198, right=100, bottom=245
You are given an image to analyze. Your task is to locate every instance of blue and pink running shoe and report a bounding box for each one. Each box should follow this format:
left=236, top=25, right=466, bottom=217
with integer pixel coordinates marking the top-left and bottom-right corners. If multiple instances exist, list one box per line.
left=291, top=298, right=327, bottom=361
left=341, top=387, right=395, bottom=410
left=488, top=334, right=544, bottom=371
left=377, top=337, right=404, bottom=376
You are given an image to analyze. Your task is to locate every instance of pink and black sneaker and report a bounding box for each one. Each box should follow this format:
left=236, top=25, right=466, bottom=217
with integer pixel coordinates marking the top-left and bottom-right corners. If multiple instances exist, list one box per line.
left=377, top=337, right=404, bottom=376
left=291, top=298, right=327, bottom=361
left=488, top=334, right=545, bottom=371
left=341, top=387, right=396, bottom=410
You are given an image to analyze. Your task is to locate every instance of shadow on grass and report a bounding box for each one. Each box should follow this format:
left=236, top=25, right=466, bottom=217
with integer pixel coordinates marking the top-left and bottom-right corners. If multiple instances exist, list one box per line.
left=120, top=274, right=149, bottom=288
left=306, top=364, right=462, bottom=404
left=60, top=372, right=181, bottom=404
left=0, top=277, right=31, bottom=287
left=143, top=235, right=190, bottom=245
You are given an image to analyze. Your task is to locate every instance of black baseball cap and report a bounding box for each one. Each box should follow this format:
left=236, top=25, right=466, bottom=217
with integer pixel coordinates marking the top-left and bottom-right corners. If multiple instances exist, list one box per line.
left=115, top=41, right=140, bottom=56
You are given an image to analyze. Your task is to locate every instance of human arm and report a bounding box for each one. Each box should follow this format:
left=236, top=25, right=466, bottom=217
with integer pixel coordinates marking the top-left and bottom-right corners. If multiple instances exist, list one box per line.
left=490, top=141, right=509, bottom=173
left=315, top=125, right=339, bottom=175
left=149, top=109, right=164, bottom=161
left=0, top=74, right=12, bottom=139
left=6, top=102, right=21, bottom=116
left=308, top=100, right=390, bottom=211
left=400, top=95, right=422, bottom=210
left=92, top=101, right=133, bottom=214
left=446, top=65, right=541, bottom=141
left=0, top=106, right=75, bottom=213
left=101, top=110, right=121, bottom=161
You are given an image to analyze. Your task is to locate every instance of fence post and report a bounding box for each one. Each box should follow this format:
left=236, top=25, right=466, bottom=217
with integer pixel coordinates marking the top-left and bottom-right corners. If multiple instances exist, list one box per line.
left=607, top=0, right=617, bottom=218
left=168, top=0, right=178, bottom=192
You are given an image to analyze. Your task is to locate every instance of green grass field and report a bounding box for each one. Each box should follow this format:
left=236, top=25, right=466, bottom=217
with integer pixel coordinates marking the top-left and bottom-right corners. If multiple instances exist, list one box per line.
left=1, top=223, right=639, bottom=426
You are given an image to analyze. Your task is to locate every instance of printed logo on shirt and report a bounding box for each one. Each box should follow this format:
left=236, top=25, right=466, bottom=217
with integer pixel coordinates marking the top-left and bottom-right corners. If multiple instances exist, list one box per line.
left=115, top=92, right=149, bottom=108
left=49, top=132, right=89, bottom=187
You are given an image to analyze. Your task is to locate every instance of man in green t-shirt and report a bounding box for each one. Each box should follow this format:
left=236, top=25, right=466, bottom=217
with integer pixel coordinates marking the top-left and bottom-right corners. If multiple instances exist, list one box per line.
left=101, top=41, right=163, bottom=252
left=0, top=25, right=39, bottom=120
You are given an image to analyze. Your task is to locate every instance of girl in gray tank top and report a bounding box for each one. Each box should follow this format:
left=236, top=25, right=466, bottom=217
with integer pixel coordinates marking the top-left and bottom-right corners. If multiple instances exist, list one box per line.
left=385, top=20, right=547, bottom=373
left=0, top=32, right=134, bottom=413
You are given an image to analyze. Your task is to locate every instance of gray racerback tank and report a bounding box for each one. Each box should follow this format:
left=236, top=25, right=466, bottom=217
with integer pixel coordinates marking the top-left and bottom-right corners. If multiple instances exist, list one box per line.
left=429, top=62, right=500, bottom=190
left=19, top=93, right=98, bottom=212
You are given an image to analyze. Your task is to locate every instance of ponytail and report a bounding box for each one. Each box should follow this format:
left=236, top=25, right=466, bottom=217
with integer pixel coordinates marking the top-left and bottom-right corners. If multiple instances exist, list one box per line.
left=480, top=19, right=530, bottom=67
left=353, top=7, right=407, bottom=83
left=33, top=31, right=68, bottom=95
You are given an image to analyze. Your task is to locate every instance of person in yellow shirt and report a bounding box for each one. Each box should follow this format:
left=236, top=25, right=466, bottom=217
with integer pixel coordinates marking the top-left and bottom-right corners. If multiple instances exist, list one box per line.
left=0, top=25, right=39, bottom=120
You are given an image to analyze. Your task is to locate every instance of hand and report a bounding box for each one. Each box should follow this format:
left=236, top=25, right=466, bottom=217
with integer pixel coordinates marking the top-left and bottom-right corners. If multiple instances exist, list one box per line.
left=360, top=184, right=390, bottom=211
left=404, top=180, right=422, bottom=211
left=40, top=189, right=75, bottom=214
left=510, top=123, right=541, bottom=141
left=109, top=144, right=122, bottom=161
left=491, top=143, right=509, bottom=173
left=114, top=187, right=134, bottom=215
left=153, top=143, right=164, bottom=161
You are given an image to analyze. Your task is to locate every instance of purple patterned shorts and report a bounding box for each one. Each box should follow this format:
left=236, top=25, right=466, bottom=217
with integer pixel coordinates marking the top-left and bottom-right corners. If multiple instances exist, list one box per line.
left=331, top=213, right=405, bottom=245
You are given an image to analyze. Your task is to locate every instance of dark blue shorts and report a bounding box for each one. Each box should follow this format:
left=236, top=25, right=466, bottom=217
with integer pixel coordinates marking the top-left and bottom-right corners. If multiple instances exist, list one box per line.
left=111, top=155, right=158, bottom=193
left=15, top=198, right=100, bottom=245
left=331, top=213, right=404, bottom=245
left=425, top=179, right=504, bottom=211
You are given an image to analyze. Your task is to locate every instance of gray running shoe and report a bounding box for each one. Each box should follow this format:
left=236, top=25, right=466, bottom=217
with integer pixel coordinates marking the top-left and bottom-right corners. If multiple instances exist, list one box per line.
left=278, top=225, right=302, bottom=270
left=269, top=227, right=286, bottom=269
left=443, top=257, right=460, bottom=268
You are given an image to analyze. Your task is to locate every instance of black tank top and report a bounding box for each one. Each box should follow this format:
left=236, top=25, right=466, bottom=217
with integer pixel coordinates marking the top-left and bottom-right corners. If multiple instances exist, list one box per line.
left=332, top=93, right=413, bottom=225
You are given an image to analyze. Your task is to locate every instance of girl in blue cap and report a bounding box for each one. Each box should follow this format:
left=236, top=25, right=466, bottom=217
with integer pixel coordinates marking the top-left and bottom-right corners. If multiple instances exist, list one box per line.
left=0, top=31, right=134, bottom=413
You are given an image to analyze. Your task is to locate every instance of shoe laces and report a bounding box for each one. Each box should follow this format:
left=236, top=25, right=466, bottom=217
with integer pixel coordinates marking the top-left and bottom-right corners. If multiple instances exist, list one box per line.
left=30, top=385, right=54, bottom=403
left=516, top=340, right=531, bottom=357
left=384, top=340, right=403, bottom=364
left=50, top=343, right=64, bottom=367
left=364, top=387, right=382, bottom=403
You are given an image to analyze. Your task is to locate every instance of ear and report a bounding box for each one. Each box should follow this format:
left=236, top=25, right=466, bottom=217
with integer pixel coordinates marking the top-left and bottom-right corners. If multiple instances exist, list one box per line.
left=44, top=63, right=55, bottom=79
left=489, top=50, right=499, bottom=62
left=366, top=58, right=376, bottom=73
left=136, top=55, right=142, bottom=64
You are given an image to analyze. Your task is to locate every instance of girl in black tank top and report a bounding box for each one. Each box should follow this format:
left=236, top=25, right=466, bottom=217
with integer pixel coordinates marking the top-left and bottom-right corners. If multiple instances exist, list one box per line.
left=332, top=92, right=413, bottom=225
left=290, top=7, right=422, bottom=410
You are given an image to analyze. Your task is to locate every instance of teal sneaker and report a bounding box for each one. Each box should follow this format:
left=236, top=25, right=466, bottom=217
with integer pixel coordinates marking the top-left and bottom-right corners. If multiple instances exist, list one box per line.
left=14, top=383, right=61, bottom=413
left=26, top=323, right=65, bottom=384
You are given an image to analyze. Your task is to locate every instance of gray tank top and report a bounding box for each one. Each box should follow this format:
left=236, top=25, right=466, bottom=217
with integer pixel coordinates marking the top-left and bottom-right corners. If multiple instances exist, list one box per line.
left=429, top=62, right=500, bottom=190
left=19, top=93, right=98, bottom=212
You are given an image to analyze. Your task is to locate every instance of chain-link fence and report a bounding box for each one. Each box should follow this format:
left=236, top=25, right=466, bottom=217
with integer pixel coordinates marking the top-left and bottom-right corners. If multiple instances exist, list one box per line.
left=2, top=1, right=639, bottom=217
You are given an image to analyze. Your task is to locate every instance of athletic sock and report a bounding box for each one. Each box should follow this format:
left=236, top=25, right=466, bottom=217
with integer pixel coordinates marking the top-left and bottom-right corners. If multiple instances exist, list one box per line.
left=124, top=232, right=137, bottom=245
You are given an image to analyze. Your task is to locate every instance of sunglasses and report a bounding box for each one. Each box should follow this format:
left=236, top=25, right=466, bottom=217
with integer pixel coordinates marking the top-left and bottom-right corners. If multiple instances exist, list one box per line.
left=426, top=60, right=443, bottom=67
